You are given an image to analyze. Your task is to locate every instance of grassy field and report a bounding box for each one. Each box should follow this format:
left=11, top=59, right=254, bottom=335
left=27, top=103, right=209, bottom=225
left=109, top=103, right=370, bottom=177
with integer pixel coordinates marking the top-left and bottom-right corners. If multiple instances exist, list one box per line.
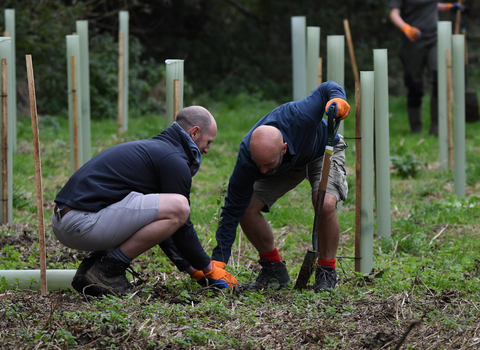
left=1, top=92, right=480, bottom=349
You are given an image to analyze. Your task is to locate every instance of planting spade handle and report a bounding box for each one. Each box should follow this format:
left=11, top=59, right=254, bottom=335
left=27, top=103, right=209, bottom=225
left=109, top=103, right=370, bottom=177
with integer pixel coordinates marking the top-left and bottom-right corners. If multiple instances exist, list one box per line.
left=311, top=106, right=342, bottom=250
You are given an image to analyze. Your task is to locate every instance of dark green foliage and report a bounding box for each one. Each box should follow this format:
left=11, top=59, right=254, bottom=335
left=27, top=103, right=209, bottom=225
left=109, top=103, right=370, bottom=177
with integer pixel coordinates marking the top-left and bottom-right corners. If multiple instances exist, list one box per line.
left=1, top=0, right=480, bottom=119
left=390, top=153, right=424, bottom=178
left=88, top=31, right=167, bottom=119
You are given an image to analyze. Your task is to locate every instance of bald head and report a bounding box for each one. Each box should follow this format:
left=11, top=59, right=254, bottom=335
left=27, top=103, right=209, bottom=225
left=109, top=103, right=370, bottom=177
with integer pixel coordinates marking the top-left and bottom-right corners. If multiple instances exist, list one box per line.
left=176, top=106, right=217, bottom=154
left=176, top=105, right=215, bottom=131
left=250, top=125, right=287, bottom=174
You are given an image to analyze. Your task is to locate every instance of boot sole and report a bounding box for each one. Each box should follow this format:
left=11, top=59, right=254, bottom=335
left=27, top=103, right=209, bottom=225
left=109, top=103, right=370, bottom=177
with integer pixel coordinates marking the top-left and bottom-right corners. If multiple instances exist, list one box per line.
left=72, top=275, right=112, bottom=297
left=72, top=275, right=114, bottom=297
left=246, top=278, right=292, bottom=291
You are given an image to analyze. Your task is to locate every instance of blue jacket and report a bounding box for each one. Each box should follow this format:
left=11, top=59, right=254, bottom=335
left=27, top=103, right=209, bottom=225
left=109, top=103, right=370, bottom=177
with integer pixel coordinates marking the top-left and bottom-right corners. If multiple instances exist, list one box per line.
left=211, top=81, right=346, bottom=263
left=55, top=124, right=211, bottom=270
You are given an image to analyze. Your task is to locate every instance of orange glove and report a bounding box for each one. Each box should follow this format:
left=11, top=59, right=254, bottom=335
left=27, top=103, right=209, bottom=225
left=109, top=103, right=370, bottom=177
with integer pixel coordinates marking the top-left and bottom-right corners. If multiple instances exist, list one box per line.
left=401, top=23, right=421, bottom=42
left=212, top=260, right=227, bottom=269
left=190, top=269, right=207, bottom=286
left=325, top=98, right=350, bottom=120
left=204, top=262, right=238, bottom=289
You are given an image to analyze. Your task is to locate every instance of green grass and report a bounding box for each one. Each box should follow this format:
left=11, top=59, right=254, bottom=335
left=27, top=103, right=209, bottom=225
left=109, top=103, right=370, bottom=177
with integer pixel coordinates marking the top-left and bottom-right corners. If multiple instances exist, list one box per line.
left=1, top=93, right=480, bottom=349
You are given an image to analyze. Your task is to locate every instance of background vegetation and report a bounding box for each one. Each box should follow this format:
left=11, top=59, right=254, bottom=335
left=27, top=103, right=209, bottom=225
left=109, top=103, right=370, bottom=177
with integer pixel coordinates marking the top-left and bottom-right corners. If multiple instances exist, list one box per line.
left=0, top=0, right=480, bottom=349
left=1, top=93, right=480, bottom=348
left=1, top=0, right=480, bottom=118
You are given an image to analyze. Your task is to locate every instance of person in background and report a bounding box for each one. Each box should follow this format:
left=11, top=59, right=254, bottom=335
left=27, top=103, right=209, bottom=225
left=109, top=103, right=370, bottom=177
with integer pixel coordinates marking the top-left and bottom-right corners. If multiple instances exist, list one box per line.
left=52, top=106, right=238, bottom=297
left=389, top=1, right=467, bottom=135
left=207, top=81, right=350, bottom=292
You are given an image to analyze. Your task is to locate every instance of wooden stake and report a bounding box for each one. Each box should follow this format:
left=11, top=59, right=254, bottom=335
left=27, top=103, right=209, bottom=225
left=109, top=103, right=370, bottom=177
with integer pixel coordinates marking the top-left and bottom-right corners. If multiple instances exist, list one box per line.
left=446, top=49, right=454, bottom=169
left=26, top=55, right=47, bottom=296
left=118, top=31, right=124, bottom=134
left=318, top=57, right=322, bottom=86
left=354, top=81, right=361, bottom=272
left=455, top=0, right=462, bottom=36
left=174, top=79, right=180, bottom=120
left=343, top=19, right=360, bottom=85
left=71, top=55, right=79, bottom=172
left=1, top=59, right=7, bottom=225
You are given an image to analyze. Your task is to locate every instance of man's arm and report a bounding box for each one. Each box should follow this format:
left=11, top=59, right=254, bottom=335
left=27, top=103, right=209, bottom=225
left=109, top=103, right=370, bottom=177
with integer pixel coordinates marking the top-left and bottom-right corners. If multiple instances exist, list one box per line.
left=390, top=8, right=406, bottom=31
left=211, top=160, right=258, bottom=264
left=157, top=154, right=212, bottom=270
left=390, top=7, right=421, bottom=41
left=296, top=81, right=346, bottom=119
left=158, top=237, right=192, bottom=272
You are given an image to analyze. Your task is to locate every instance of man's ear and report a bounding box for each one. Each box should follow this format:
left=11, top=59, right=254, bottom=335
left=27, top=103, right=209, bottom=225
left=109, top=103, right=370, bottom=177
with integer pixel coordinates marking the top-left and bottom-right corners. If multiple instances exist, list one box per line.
left=282, top=142, right=287, bottom=155
left=189, top=126, right=201, bottom=141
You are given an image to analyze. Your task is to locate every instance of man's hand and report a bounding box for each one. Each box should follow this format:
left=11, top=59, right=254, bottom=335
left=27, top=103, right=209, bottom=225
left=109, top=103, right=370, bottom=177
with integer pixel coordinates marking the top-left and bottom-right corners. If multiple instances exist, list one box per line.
left=190, top=269, right=207, bottom=286
left=325, top=98, right=350, bottom=120
left=446, top=3, right=467, bottom=14
left=401, top=23, right=421, bottom=41
left=212, top=260, right=227, bottom=269
left=204, top=262, right=238, bottom=289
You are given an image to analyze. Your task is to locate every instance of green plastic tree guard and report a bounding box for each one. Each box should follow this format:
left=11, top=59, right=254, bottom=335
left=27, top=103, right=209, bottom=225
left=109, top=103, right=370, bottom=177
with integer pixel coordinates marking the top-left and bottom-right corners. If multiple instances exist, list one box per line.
left=76, top=20, right=91, bottom=164
left=0, top=37, right=14, bottom=224
left=373, top=49, right=391, bottom=239
left=327, top=35, right=345, bottom=136
left=119, top=11, right=129, bottom=133
left=66, top=35, right=83, bottom=175
left=360, top=71, right=374, bottom=276
left=0, top=270, right=75, bottom=291
left=165, top=59, right=184, bottom=128
left=306, top=26, right=320, bottom=95
left=4, top=9, right=15, bottom=153
left=291, top=16, right=307, bottom=101
left=452, top=34, right=465, bottom=197
left=437, top=21, right=452, bottom=170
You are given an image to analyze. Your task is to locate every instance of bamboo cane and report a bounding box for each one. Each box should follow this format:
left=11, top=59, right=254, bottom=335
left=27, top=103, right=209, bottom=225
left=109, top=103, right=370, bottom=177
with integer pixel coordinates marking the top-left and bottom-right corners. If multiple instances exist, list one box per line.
left=343, top=19, right=360, bottom=85
left=446, top=49, right=454, bottom=169
left=354, top=81, right=361, bottom=272
left=174, top=79, right=180, bottom=120
left=237, top=229, right=242, bottom=269
left=118, top=31, right=124, bottom=134
left=1, top=58, right=7, bottom=225
left=26, top=54, right=47, bottom=296
left=71, top=55, right=79, bottom=172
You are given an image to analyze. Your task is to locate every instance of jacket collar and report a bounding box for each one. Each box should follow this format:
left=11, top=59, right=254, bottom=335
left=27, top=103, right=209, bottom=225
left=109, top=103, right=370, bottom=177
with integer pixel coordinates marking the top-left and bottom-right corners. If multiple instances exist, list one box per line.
left=170, top=122, right=202, bottom=176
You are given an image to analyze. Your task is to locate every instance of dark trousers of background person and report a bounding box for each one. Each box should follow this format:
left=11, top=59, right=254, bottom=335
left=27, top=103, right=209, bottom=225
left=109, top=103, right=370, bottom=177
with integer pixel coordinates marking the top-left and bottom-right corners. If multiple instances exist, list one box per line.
left=400, top=35, right=438, bottom=136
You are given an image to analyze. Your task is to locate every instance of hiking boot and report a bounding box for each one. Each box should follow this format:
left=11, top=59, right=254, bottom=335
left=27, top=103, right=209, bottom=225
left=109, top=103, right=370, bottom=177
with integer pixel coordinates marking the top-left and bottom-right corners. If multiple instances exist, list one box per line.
left=83, top=257, right=135, bottom=296
left=313, top=265, right=337, bottom=292
left=249, top=260, right=291, bottom=290
left=71, top=251, right=106, bottom=295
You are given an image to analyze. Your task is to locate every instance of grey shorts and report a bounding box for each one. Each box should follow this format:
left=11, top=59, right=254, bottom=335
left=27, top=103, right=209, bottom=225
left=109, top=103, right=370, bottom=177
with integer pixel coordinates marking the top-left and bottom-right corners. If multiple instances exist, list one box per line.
left=51, top=191, right=159, bottom=251
left=254, top=136, right=348, bottom=212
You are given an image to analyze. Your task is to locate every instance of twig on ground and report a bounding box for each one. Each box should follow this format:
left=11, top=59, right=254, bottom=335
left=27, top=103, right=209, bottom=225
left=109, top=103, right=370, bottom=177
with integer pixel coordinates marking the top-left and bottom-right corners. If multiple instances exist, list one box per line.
left=394, top=321, right=421, bottom=350
left=429, top=224, right=448, bottom=245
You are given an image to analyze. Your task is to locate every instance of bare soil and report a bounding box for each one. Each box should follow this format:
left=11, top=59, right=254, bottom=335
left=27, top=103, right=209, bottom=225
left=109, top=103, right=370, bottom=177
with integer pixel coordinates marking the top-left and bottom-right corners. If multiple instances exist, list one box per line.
left=1, top=231, right=479, bottom=349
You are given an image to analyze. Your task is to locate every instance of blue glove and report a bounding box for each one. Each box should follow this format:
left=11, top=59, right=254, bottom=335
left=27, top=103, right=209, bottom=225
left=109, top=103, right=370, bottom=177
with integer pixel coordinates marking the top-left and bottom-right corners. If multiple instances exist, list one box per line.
left=446, top=3, right=466, bottom=13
